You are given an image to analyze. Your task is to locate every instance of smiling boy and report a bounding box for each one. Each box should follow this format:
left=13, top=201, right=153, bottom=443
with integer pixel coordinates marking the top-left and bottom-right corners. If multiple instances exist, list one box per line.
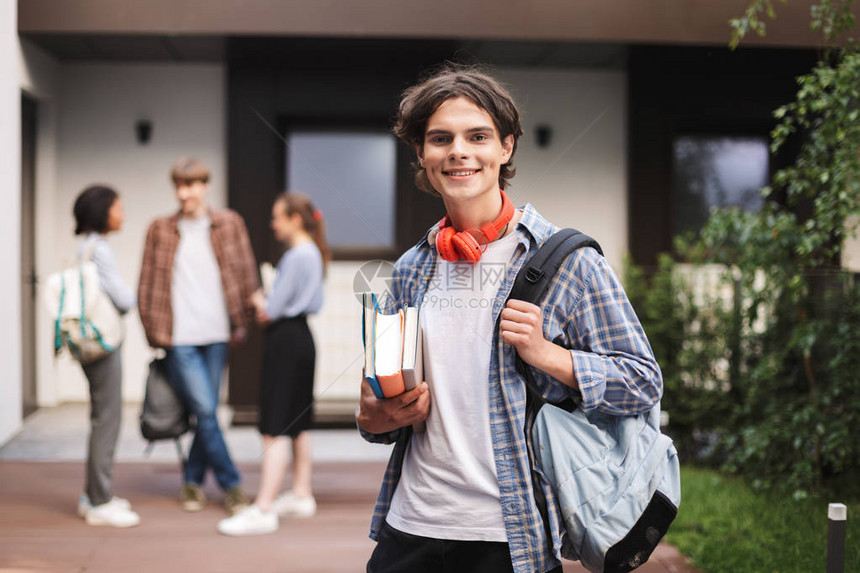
left=357, top=65, right=662, bottom=573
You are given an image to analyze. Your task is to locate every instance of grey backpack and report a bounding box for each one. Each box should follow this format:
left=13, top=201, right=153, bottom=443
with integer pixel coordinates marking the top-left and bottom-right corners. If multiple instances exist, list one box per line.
left=508, top=228, right=681, bottom=573
left=139, top=358, right=191, bottom=443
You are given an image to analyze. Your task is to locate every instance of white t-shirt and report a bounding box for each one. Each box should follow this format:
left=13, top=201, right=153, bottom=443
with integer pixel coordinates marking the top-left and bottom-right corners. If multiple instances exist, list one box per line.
left=386, top=231, right=519, bottom=542
left=171, top=216, right=231, bottom=345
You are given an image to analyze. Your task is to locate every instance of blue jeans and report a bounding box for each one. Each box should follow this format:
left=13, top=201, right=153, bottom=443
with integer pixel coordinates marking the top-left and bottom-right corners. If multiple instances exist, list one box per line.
left=166, top=343, right=240, bottom=490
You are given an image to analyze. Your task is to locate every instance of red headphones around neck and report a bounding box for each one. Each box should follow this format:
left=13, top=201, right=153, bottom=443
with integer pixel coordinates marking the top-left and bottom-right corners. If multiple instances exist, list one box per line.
left=435, top=190, right=515, bottom=264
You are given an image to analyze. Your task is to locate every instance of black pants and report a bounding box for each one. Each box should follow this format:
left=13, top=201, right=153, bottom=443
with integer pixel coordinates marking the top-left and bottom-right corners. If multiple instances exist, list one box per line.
left=367, top=522, right=563, bottom=573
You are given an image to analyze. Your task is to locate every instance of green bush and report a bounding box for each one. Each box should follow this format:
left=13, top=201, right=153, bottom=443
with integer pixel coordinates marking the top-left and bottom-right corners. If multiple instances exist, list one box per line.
left=623, top=0, right=860, bottom=497
left=626, top=236, right=860, bottom=495
left=624, top=256, right=733, bottom=463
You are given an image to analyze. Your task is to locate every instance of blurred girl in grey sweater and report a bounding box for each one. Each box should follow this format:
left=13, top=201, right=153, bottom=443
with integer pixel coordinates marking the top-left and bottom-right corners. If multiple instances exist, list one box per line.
left=73, top=185, right=140, bottom=528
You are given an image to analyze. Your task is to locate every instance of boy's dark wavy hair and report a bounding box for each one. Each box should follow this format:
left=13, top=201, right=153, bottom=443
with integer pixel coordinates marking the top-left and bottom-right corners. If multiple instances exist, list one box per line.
left=393, top=63, right=523, bottom=196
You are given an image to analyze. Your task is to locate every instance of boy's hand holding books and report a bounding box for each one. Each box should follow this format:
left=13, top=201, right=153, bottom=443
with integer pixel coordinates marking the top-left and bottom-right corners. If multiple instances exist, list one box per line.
left=359, top=292, right=428, bottom=433
left=356, top=378, right=430, bottom=435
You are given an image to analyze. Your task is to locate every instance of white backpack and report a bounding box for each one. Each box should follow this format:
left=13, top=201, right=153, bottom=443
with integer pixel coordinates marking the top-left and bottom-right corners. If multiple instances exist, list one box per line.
left=43, top=251, right=124, bottom=365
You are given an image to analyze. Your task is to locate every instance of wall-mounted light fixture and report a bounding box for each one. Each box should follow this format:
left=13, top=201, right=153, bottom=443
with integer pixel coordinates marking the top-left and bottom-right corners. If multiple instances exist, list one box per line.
left=135, top=119, right=152, bottom=145
left=535, top=124, right=552, bottom=149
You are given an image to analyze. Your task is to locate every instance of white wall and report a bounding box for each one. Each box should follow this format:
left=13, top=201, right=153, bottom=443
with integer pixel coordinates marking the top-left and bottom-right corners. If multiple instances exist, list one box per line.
left=47, top=63, right=226, bottom=403
left=499, top=68, right=627, bottom=270
left=19, top=38, right=60, bottom=407
left=1, top=1, right=22, bottom=444
left=308, top=262, right=366, bottom=401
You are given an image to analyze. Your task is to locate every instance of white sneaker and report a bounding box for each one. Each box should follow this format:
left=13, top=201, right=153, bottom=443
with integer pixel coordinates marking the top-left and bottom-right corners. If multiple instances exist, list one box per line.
left=77, top=494, right=131, bottom=518
left=85, top=498, right=141, bottom=528
left=217, top=505, right=278, bottom=536
left=271, top=491, right=317, bottom=518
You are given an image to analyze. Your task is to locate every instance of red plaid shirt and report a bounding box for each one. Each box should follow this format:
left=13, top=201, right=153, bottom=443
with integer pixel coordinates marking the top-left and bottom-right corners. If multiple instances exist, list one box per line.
left=138, top=209, right=259, bottom=348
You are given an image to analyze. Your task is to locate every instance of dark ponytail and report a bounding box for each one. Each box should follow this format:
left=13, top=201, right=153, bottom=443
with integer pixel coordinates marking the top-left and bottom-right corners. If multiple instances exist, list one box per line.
left=276, top=191, right=331, bottom=277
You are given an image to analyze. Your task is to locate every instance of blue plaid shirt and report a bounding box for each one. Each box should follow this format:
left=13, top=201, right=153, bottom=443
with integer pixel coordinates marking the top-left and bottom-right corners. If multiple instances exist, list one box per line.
left=360, top=204, right=662, bottom=572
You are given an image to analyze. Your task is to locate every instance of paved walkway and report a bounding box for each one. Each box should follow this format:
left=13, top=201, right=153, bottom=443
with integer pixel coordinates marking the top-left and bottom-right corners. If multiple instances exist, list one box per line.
left=0, top=405, right=700, bottom=573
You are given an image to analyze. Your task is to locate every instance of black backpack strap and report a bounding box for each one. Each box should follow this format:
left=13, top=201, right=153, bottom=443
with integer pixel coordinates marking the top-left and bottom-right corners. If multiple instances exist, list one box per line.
left=508, top=228, right=603, bottom=413
left=506, top=227, right=602, bottom=548
left=508, top=228, right=603, bottom=308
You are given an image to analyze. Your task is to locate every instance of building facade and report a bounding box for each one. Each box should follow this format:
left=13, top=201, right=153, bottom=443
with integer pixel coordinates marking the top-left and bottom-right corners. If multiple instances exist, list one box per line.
left=3, top=0, right=857, bottom=444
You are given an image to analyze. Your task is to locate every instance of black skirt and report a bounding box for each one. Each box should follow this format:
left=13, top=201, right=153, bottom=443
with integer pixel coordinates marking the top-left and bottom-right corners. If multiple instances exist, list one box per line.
left=258, top=315, right=316, bottom=437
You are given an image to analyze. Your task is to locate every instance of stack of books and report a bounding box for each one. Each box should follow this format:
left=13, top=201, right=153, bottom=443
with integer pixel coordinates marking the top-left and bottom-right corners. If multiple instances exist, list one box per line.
left=361, top=292, right=423, bottom=399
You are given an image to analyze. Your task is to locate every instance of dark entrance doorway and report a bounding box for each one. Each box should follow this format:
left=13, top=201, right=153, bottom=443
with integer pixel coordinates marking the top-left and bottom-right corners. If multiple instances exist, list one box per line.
left=21, top=93, right=38, bottom=418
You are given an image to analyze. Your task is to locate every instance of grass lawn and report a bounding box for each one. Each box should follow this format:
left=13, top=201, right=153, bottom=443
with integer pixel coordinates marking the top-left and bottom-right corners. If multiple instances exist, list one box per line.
left=667, top=466, right=859, bottom=573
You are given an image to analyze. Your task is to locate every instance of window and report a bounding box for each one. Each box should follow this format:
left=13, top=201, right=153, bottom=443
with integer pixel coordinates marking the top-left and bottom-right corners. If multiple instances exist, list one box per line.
left=286, top=130, right=398, bottom=252
left=672, top=136, right=769, bottom=237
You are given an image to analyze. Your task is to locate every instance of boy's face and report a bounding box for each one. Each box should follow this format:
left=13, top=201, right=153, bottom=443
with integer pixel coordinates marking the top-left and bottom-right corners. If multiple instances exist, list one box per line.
left=418, top=97, right=513, bottom=205
left=174, top=179, right=208, bottom=217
